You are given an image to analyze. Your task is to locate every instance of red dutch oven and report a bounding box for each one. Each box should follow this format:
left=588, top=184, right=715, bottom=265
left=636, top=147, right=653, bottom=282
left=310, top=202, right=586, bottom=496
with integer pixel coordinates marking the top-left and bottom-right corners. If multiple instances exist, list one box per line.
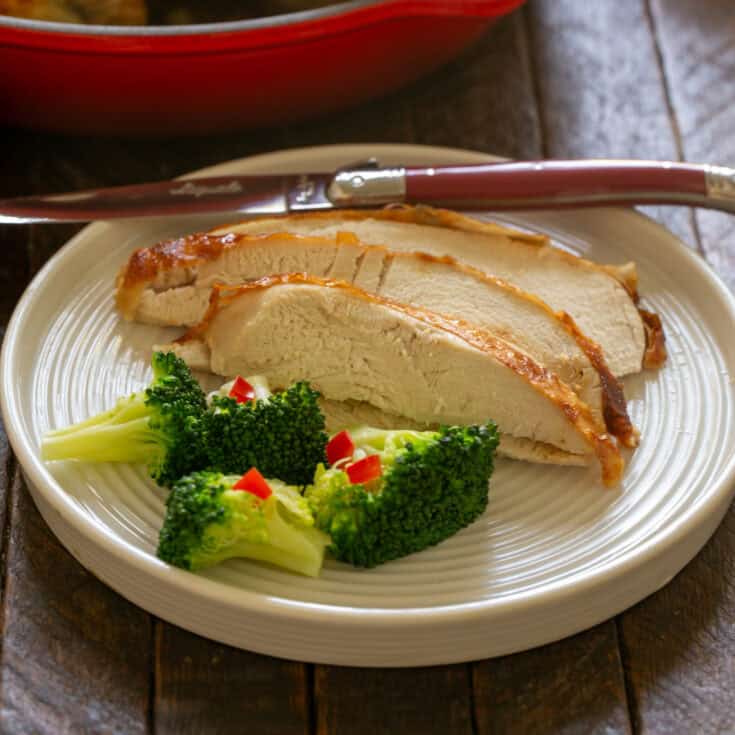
left=0, top=0, right=525, bottom=135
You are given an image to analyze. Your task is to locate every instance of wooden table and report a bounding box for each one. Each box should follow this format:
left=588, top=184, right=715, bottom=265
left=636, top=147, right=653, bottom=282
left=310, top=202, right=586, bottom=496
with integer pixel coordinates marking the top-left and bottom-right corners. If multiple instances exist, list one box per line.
left=1, top=1, right=734, bottom=732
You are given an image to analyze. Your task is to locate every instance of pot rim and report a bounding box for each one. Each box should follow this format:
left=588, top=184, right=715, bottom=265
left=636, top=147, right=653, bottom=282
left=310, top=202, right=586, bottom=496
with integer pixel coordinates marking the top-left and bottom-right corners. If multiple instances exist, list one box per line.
left=0, top=0, right=518, bottom=37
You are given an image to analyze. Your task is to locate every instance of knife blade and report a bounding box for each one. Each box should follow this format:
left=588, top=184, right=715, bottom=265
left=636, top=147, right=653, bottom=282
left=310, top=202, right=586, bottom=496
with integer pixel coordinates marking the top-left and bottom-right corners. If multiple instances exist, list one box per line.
left=2, top=160, right=734, bottom=224
left=0, top=173, right=337, bottom=224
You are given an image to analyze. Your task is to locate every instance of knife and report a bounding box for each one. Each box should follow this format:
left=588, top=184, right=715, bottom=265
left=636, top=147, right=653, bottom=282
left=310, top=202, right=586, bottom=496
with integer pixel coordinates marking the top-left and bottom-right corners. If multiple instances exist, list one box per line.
left=2, top=159, right=734, bottom=224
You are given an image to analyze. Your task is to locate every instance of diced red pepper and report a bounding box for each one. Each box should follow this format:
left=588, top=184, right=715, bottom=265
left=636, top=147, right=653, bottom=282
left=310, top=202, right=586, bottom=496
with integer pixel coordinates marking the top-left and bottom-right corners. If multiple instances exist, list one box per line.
left=326, top=430, right=355, bottom=466
left=233, top=467, right=272, bottom=500
left=346, top=454, right=382, bottom=485
left=229, top=375, right=256, bottom=405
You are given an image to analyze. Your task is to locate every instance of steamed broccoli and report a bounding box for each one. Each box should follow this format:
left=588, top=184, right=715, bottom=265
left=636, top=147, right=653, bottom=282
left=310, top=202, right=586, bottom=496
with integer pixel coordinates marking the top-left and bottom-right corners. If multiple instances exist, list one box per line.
left=42, top=351, right=207, bottom=486
left=204, top=380, right=328, bottom=486
left=157, top=469, right=330, bottom=576
left=305, top=423, right=500, bottom=568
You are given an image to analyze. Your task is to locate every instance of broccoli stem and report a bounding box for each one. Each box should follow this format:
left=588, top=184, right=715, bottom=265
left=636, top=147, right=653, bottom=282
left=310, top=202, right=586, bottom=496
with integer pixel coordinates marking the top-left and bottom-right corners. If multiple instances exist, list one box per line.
left=189, top=494, right=327, bottom=577
left=224, top=519, right=327, bottom=577
left=41, top=395, right=161, bottom=464
left=348, top=426, right=430, bottom=452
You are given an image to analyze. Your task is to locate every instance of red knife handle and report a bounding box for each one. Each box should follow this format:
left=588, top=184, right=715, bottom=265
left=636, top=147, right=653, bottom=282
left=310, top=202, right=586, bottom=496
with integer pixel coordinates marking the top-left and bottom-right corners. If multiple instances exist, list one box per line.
left=404, top=160, right=717, bottom=210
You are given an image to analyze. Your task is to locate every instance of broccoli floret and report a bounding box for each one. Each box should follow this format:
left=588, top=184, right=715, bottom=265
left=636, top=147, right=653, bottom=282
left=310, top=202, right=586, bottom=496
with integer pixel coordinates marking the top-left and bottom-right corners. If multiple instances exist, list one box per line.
left=42, top=352, right=207, bottom=486
left=203, top=381, right=328, bottom=486
left=157, top=470, right=330, bottom=576
left=305, top=423, right=500, bottom=568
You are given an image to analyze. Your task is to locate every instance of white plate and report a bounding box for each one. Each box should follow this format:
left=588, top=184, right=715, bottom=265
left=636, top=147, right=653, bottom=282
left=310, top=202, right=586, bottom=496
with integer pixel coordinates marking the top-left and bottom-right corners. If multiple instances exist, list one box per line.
left=3, top=144, right=735, bottom=667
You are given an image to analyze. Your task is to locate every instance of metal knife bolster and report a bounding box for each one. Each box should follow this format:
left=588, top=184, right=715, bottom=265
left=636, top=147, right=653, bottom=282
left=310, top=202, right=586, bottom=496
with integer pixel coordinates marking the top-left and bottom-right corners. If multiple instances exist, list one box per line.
left=327, top=167, right=408, bottom=207
left=704, top=164, right=735, bottom=203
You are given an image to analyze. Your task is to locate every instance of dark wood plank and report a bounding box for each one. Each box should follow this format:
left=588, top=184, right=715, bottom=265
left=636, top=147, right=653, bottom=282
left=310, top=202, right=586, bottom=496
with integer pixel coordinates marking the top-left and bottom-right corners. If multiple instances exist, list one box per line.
left=315, top=664, right=474, bottom=735
left=648, top=0, right=735, bottom=286
left=405, top=11, right=542, bottom=159
left=155, top=623, right=310, bottom=735
left=3, top=126, right=288, bottom=203
left=0, top=132, right=35, bottom=324
left=617, top=507, right=735, bottom=734
left=0, top=435, right=11, bottom=542
left=615, top=3, right=735, bottom=732
left=0, top=129, right=154, bottom=734
left=0, top=470, right=152, bottom=735
left=524, top=3, right=735, bottom=733
left=281, top=80, right=414, bottom=148
left=526, top=0, right=699, bottom=248
left=0, top=403, right=15, bottom=640
left=474, top=625, right=631, bottom=735
left=0, top=224, right=29, bottom=332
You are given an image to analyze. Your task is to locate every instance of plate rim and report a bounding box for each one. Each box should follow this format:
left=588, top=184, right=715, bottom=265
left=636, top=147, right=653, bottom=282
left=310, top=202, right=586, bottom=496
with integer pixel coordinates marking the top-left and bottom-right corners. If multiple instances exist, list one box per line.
left=3, top=142, right=735, bottom=631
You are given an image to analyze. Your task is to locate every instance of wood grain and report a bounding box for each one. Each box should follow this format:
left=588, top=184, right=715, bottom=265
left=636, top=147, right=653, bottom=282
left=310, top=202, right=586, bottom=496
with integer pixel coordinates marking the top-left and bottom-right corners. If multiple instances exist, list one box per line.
left=473, top=625, right=631, bottom=735
left=155, top=623, right=310, bottom=735
left=526, top=4, right=735, bottom=733
left=607, top=4, right=735, bottom=732
left=281, top=78, right=414, bottom=149
left=0, top=225, right=29, bottom=333
left=526, top=0, right=698, bottom=248
left=0, top=130, right=156, bottom=735
left=648, top=0, right=735, bottom=285
left=0, top=472, right=152, bottom=735
left=0, top=132, right=35, bottom=324
left=314, top=664, right=474, bottom=735
left=407, top=11, right=542, bottom=158
left=618, top=507, right=735, bottom=734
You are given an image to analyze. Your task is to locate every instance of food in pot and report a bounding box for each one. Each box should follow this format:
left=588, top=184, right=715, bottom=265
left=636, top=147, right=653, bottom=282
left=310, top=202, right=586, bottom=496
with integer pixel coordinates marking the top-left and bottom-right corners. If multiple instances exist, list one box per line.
left=0, top=0, right=335, bottom=24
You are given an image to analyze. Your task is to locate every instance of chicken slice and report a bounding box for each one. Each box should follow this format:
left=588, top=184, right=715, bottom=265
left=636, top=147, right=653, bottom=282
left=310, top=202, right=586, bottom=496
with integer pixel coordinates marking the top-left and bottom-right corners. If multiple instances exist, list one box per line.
left=160, top=274, right=624, bottom=486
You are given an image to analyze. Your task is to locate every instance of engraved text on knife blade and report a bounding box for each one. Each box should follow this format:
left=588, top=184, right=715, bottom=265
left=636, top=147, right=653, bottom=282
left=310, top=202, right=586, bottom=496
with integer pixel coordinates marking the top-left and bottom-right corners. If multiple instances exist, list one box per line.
left=170, top=181, right=245, bottom=198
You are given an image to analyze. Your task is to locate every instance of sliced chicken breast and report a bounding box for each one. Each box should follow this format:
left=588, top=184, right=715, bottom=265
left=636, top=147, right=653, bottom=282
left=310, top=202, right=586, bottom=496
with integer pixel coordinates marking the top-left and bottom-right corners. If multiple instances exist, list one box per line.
left=161, top=274, right=623, bottom=485
left=116, top=230, right=637, bottom=447
left=206, top=207, right=665, bottom=377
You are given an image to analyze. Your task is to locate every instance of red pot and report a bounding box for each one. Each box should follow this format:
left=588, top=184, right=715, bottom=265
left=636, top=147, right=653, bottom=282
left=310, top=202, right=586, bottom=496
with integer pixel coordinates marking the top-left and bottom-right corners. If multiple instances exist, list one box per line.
left=0, top=0, right=526, bottom=136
